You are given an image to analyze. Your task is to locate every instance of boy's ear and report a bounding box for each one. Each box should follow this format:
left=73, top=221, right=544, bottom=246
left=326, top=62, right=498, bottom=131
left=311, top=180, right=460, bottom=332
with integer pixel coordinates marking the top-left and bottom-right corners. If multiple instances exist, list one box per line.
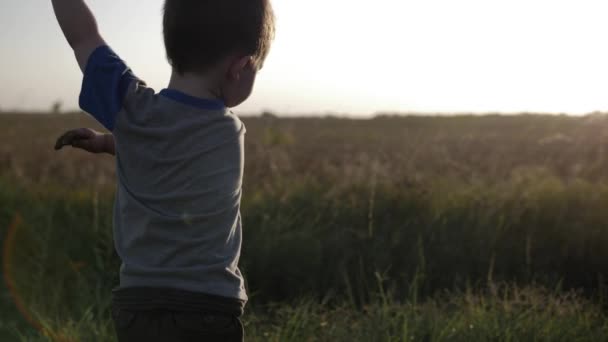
left=228, top=56, right=254, bottom=81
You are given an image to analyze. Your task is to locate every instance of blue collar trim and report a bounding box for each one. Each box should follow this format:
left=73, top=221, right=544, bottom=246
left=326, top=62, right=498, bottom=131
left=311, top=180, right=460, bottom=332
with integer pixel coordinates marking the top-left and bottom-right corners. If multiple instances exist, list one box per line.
left=159, top=89, right=225, bottom=110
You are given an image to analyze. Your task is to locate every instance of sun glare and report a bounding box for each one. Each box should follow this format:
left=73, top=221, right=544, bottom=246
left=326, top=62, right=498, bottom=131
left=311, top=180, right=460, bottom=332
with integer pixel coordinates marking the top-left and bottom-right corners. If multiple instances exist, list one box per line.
left=241, top=0, right=608, bottom=115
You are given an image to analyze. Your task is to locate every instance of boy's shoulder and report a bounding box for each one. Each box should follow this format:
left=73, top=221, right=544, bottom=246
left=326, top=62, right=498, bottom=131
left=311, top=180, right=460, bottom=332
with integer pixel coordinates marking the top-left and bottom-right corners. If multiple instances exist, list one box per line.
left=80, top=45, right=244, bottom=134
left=115, top=84, right=246, bottom=143
left=123, top=84, right=243, bottom=125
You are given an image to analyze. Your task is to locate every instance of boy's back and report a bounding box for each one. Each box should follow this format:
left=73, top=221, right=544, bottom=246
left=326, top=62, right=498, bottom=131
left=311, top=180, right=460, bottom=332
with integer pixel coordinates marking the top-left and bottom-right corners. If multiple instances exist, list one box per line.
left=51, top=0, right=275, bottom=340
left=108, top=65, right=248, bottom=304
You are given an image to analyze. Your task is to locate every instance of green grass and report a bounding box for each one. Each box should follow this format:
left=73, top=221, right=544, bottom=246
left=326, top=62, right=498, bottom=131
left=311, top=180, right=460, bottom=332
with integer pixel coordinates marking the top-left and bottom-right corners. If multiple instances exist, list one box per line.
left=11, top=288, right=608, bottom=341
left=1, top=175, right=607, bottom=341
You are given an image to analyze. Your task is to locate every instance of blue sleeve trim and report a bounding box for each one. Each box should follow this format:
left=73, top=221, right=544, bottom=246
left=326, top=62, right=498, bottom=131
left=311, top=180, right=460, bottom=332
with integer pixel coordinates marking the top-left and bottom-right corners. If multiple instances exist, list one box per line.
left=79, top=45, right=139, bottom=131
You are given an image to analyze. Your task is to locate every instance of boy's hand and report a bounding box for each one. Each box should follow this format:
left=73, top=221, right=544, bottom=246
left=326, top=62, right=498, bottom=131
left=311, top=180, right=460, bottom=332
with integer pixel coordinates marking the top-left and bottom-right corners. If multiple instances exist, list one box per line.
left=51, top=0, right=105, bottom=72
left=54, top=128, right=115, bottom=155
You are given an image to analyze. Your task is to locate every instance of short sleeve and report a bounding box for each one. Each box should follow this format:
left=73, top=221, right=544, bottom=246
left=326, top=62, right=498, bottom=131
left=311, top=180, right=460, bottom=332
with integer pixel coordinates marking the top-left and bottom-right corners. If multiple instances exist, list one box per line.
left=79, top=45, right=141, bottom=131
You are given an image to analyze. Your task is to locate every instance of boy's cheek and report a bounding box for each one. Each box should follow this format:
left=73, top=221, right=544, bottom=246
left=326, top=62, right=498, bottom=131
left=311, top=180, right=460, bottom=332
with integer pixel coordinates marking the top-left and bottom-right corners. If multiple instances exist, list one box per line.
left=225, top=77, right=256, bottom=107
left=239, top=72, right=257, bottom=100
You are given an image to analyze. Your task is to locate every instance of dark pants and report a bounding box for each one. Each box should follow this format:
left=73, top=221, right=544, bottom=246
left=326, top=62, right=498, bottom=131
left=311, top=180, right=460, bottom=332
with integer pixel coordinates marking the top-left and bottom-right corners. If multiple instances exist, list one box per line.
left=111, top=307, right=244, bottom=342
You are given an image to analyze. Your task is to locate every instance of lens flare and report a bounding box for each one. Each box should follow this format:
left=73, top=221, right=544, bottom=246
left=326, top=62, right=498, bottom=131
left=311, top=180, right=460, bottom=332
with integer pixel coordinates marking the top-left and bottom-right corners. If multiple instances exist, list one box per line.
left=2, top=213, right=75, bottom=342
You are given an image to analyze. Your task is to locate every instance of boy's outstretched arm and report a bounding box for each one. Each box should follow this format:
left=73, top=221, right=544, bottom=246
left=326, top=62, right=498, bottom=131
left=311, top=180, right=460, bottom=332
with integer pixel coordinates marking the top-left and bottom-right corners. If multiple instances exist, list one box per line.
left=51, top=0, right=105, bottom=72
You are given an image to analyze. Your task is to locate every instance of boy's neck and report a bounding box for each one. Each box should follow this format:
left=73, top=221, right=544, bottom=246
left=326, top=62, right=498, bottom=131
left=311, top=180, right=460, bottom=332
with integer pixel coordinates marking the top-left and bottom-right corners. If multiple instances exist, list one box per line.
left=167, top=70, right=222, bottom=101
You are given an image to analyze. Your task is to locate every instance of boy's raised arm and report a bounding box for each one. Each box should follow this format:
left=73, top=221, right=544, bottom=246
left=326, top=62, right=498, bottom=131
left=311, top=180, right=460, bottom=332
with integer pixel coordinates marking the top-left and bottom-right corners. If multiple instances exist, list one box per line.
left=51, top=0, right=105, bottom=72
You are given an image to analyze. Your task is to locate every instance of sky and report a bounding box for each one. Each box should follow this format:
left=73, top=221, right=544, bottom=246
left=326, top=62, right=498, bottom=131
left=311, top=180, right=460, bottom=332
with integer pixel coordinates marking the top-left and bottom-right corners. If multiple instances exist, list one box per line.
left=2, top=0, right=608, bottom=116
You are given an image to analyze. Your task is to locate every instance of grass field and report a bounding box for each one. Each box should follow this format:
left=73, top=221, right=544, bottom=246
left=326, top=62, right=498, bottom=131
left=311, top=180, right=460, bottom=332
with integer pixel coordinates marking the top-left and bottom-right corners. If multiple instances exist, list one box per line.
left=1, top=112, right=607, bottom=341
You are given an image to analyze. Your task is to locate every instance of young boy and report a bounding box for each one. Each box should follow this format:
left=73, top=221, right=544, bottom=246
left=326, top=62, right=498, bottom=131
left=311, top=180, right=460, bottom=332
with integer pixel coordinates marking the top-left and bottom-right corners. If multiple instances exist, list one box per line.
left=51, top=0, right=275, bottom=340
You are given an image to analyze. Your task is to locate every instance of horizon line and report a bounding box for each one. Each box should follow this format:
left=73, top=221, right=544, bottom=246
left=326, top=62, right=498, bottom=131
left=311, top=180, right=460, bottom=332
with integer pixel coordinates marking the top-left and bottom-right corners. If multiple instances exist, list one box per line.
left=1, top=109, right=607, bottom=119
